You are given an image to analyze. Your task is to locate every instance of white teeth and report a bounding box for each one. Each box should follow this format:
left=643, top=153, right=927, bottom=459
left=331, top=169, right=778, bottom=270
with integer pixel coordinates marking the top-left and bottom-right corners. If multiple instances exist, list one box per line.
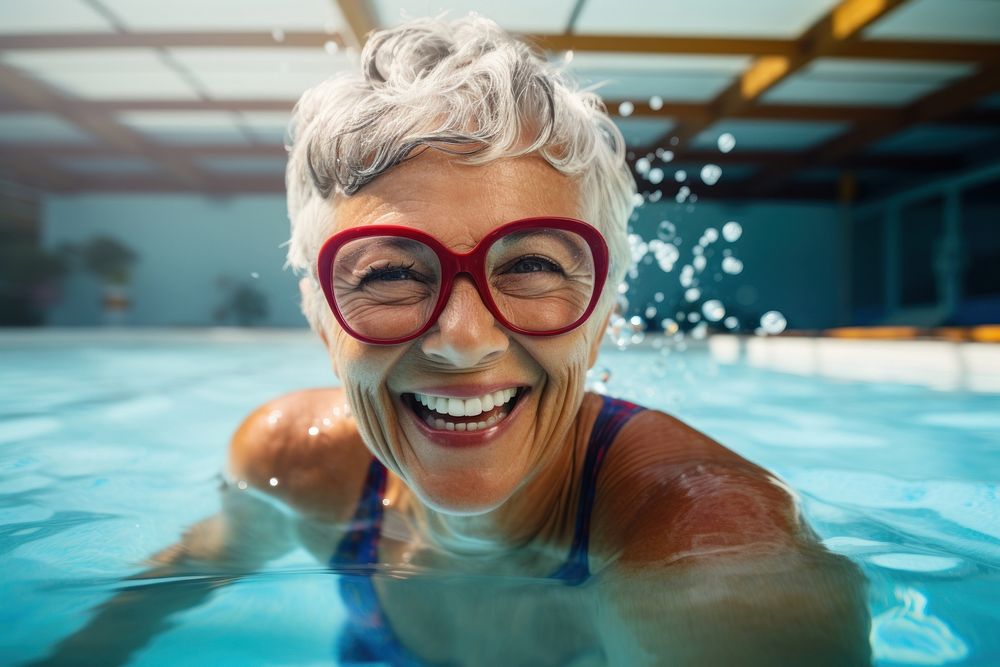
left=413, top=388, right=519, bottom=417
left=422, top=411, right=509, bottom=432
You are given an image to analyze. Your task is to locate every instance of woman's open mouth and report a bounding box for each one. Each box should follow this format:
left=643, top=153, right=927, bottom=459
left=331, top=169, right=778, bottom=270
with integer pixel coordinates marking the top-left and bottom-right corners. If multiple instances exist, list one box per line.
left=403, top=388, right=527, bottom=433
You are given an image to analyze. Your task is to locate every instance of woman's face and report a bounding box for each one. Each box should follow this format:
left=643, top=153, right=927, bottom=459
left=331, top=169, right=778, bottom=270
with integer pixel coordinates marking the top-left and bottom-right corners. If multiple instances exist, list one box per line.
left=324, top=151, right=608, bottom=515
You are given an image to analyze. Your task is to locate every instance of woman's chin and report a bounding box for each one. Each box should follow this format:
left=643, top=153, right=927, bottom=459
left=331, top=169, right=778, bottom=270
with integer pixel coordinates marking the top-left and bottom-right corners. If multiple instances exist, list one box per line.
left=409, top=475, right=518, bottom=516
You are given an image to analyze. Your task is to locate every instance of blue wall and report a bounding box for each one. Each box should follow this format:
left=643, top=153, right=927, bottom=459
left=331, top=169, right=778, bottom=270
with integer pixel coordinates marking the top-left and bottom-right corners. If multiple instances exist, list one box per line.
left=42, top=194, right=306, bottom=327
left=626, top=200, right=845, bottom=330
left=40, top=193, right=845, bottom=330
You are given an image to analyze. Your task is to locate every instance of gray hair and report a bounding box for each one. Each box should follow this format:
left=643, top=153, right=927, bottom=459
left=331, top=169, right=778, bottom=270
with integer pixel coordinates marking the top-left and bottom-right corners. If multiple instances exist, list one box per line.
left=285, top=15, right=636, bottom=333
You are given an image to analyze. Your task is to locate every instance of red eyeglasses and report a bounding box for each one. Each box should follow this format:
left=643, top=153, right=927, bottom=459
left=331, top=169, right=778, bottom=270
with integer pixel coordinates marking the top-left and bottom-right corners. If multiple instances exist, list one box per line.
left=317, top=216, right=609, bottom=344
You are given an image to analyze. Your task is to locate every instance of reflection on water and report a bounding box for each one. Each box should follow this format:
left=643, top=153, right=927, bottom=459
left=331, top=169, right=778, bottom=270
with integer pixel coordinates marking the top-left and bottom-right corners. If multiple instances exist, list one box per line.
left=871, top=587, right=969, bottom=665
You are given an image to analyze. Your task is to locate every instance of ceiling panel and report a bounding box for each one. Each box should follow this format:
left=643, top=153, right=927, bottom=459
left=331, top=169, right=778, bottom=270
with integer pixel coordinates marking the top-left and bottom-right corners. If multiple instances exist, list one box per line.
left=691, top=119, right=849, bottom=151
left=869, top=124, right=1000, bottom=155
left=55, top=157, right=162, bottom=174
left=117, top=111, right=250, bottom=144
left=614, top=117, right=675, bottom=146
left=371, top=0, right=578, bottom=32
left=239, top=112, right=293, bottom=145
left=763, top=59, right=975, bottom=107
left=99, top=0, right=346, bottom=33
left=865, top=0, right=1000, bottom=43
left=0, top=49, right=201, bottom=100
left=199, top=157, right=288, bottom=174
left=0, top=113, right=96, bottom=144
left=575, top=0, right=841, bottom=37
left=0, top=0, right=116, bottom=34
left=168, top=48, right=349, bottom=100
left=568, top=54, right=749, bottom=102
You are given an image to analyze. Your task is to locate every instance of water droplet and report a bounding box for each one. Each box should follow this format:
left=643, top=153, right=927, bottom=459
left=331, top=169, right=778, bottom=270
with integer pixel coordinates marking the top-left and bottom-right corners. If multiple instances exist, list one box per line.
left=618, top=282, right=629, bottom=294
left=271, top=28, right=285, bottom=42
left=656, top=220, right=676, bottom=241
left=679, top=265, right=694, bottom=287
left=269, top=477, right=279, bottom=487
left=760, top=311, right=787, bottom=335
left=635, top=157, right=650, bottom=174
left=721, top=256, right=743, bottom=275
left=661, top=318, right=679, bottom=334
left=250, top=271, right=260, bottom=279
left=618, top=101, right=635, bottom=117
left=647, top=190, right=662, bottom=203
left=648, top=168, right=664, bottom=184
left=684, top=287, right=701, bottom=302
left=674, top=169, right=687, bottom=182
left=631, top=193, right=645, bottom=208
left=702, top=299, right=725, bottom=322
left=691, top=322, right=708, bottom=340
left=700, top=163, right=722, bottom=186
left=649, top=95, right=663, bottom=111
left=717, top=132, right=736, bottom=153
left=687, top=312, right=701, bottom=323
left=563, top=50, right=574, bottom=63
left=724, top=316, right=739, bottom=330
left=307, top=426, right=319, bottom=436
left=675, top=185, right=691, bottom=203
left=627, top=233, right=648, bottom=264
left=237, top=480, right=248, bottom=490
left=661, top=150, right=674, bottom=163
left=703, top=227, right=719, bottom=243
left=654, top=292, right=664, bottom=302
left=693, top=245, right=704, bottom=256
left=722, top=221, right=743, bottom=242
left=693, top=255, right=707, bottom=272
left=324, top=40, right=339, bottom=55
left=644, top=306, right=657, bottom=319
left=655, top=244, right=679, bottom=272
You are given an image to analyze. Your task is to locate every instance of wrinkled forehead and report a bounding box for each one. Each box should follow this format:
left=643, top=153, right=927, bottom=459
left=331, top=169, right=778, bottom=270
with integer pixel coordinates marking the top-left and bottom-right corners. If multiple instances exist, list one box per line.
left=330, top=152, right=585, bottom=249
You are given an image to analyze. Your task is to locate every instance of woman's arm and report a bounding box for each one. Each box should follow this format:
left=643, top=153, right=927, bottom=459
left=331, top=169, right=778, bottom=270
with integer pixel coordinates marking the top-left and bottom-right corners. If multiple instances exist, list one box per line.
left=592, top=421, right=871, bottom=666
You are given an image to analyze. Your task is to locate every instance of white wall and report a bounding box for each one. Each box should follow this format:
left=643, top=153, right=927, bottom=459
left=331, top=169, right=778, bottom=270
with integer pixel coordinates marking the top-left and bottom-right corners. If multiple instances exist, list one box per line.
left=42, top=194, right=306, bottom=327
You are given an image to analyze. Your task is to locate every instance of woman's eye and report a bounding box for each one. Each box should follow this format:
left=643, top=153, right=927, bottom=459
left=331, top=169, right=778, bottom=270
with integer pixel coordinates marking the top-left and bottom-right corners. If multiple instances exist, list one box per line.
left=508, top=256, right=562, bottom=274
left=359, top=264, right=421, bottom=284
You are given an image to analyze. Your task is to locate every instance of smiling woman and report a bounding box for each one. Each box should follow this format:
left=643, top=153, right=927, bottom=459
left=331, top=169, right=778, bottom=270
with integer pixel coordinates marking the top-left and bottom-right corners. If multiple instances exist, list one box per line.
left=34, top=14, right=870, bottom=667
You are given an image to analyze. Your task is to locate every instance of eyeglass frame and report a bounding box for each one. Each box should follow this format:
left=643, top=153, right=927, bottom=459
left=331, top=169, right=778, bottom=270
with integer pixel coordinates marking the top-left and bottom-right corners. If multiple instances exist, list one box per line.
left=316, top=216, right=610, bottom=345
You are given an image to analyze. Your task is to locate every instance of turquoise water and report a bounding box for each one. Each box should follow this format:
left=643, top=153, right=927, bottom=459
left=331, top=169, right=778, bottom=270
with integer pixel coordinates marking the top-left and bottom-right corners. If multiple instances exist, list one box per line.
left=1, top=331, right=998, bottom=665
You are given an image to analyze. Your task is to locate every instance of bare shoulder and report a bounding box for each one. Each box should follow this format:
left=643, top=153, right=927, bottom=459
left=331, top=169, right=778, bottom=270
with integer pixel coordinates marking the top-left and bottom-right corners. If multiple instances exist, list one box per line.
left=593, top=407, right=806, bottom=568
left=228, top=387, right=371, bottom=521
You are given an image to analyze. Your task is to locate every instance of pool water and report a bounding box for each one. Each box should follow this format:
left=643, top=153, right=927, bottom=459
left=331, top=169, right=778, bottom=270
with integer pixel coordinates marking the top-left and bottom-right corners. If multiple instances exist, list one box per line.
left=1, top=330, right=998, bottom=665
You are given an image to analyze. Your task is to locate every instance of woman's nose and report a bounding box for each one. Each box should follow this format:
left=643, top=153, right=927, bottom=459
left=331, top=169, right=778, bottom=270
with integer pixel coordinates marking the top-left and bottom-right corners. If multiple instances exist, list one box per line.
left=420, top=277, right=509, bottom=367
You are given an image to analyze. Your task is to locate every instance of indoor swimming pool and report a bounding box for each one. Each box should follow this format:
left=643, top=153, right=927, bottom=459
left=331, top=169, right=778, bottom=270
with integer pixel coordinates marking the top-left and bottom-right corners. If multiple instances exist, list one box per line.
left=1, top=330, right=998, bottom=665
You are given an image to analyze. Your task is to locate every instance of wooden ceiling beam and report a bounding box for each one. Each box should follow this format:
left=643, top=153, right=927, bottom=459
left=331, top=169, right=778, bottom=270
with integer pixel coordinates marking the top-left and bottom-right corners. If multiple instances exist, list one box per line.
left=0, top=32, right=348, bottom=50
left=333, top=0, right=378, bottom=49
left=2, top=30, right=997, bottom=65
left=0, top=63, right=210, bottom=191
left=647, top=0, right=911, bottom=154
left=743, top=64, right=1000, bottom=195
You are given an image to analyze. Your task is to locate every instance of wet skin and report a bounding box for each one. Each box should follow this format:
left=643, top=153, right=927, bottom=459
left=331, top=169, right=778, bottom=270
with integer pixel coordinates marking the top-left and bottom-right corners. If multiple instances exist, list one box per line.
left=36, top=153, right=871, bottom=666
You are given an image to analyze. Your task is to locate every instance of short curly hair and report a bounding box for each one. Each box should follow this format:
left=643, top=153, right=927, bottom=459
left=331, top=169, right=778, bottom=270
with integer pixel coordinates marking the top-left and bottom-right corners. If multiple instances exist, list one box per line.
left=285, top=15, right=636, bottom=333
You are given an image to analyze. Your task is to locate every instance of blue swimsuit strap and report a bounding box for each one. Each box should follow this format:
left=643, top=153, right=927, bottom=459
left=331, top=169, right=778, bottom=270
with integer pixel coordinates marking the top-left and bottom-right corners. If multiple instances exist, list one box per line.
left=549, top=394, right=645, bottom=584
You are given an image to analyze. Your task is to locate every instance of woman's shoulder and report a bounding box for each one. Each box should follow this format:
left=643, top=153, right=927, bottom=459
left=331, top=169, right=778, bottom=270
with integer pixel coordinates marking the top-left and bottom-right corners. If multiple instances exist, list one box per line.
left=591, top=400, right=803, bottom=567
left=227, top=387, right=371, bottom=521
